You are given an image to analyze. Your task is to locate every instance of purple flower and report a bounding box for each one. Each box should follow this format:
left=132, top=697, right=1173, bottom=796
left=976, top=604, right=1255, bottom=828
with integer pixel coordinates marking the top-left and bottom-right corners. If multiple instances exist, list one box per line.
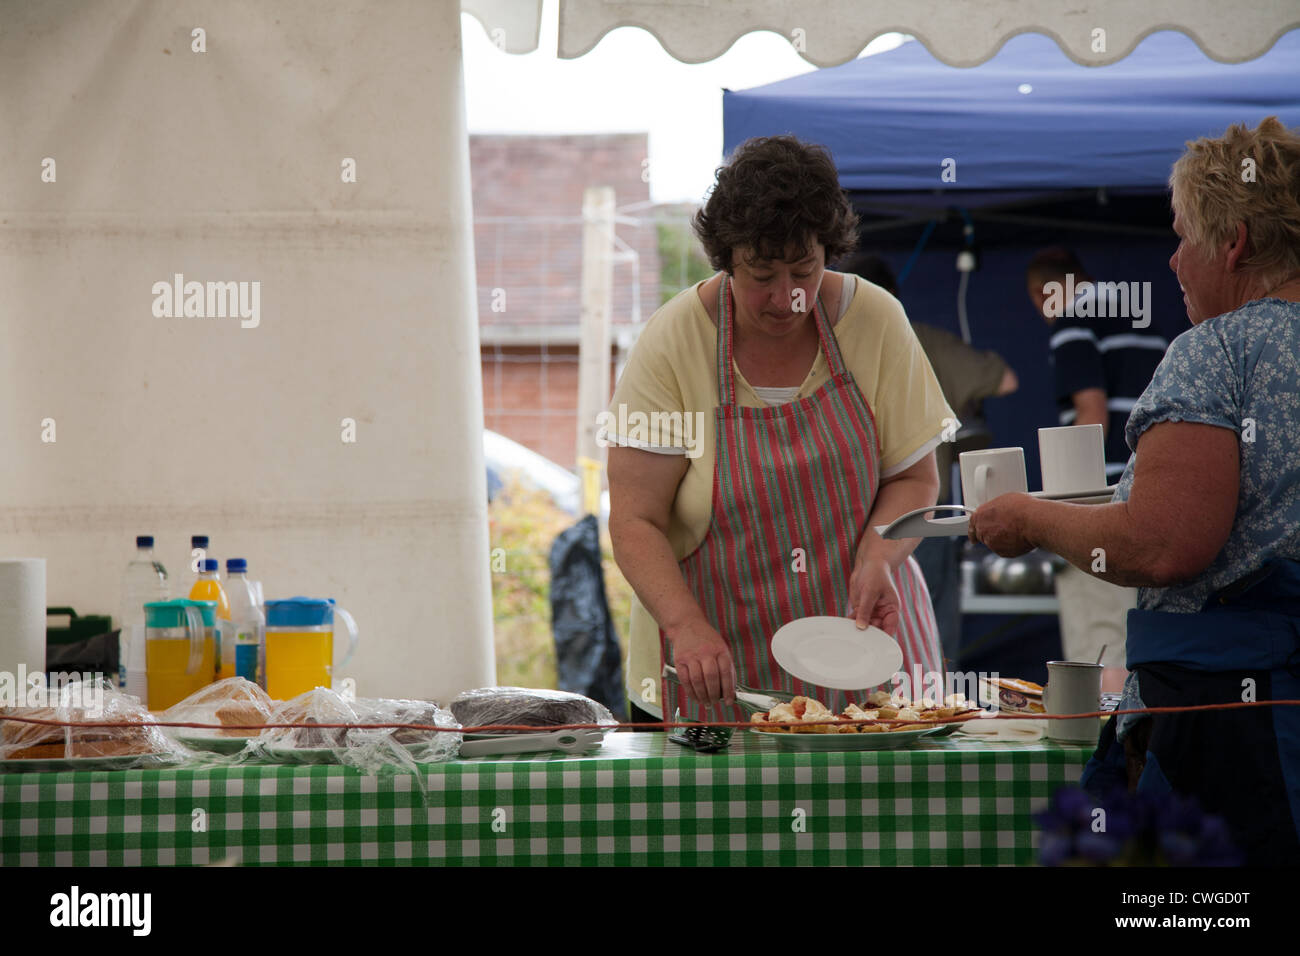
left=1074, top=830, right=1124, bottom=863
left=1039, top=833, right=1075, bottom=867
left=1036, top=784, right=1241, bottom=866
left=1191, top=816, right=1246, bottom=867
left=1157, top=830, right=1200, bottom=866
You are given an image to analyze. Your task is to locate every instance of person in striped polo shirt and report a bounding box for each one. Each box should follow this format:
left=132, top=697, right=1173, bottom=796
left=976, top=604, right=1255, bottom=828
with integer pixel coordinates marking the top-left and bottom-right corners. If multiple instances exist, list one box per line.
left=1026, top=248, right=1168, bottom=691
left=1027, top=248, right=1169, bottom=479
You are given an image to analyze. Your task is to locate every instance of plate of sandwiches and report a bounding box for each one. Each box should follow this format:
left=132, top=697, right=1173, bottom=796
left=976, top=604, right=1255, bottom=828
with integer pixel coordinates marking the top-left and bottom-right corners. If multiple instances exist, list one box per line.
left=173, top=700, right=268, bottom=755
left=165, top=678, right=278, bottom=755
left=748, top=691, right=983, bottom=750
left=252, top=689, right=461, bottom=764
left=0, top=702, right=178, bottom=772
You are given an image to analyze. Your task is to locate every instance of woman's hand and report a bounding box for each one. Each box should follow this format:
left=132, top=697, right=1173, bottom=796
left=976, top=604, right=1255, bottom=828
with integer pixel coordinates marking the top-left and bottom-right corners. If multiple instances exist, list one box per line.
left=847, top=555, right=901, bottom=635
left=968, top=492, right=1036, bottom=556
left=666, top=619, right=736, bottom=710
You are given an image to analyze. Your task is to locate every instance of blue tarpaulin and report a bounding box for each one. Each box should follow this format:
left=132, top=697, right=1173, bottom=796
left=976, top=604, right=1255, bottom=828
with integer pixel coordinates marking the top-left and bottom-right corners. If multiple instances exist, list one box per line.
left=724, top=30, right=1300, bottom=203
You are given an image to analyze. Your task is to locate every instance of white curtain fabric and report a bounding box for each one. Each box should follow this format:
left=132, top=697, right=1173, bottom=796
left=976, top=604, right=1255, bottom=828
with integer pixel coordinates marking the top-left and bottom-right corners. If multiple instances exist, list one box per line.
left=553, top=0, right=1300, bottom=67
left=0, top=0, right=495, bottom=701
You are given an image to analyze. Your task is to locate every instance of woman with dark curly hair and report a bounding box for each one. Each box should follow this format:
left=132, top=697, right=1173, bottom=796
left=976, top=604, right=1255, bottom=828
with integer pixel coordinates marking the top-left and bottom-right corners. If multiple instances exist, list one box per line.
left=605, top=136, right=952, bottom=722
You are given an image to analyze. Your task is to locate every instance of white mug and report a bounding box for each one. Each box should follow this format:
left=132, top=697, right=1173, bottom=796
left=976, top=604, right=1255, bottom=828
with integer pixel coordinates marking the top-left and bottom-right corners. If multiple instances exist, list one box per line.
left=959, top=447, right=1027, bottom=509
left=1043, top=660, right=1103, bottom=742
left=1039, top=425, right=1106, bottom=495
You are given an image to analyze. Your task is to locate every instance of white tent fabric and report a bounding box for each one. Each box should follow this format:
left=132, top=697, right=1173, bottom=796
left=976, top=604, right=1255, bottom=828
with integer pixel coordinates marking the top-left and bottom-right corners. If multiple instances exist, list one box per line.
left=5, top=0, right=1296, bottom=706
left=552, top=0, right=1300, bottom=67
left=0, top=0, right=494, bottom=702
left=463, top=0, right=544, bottom=55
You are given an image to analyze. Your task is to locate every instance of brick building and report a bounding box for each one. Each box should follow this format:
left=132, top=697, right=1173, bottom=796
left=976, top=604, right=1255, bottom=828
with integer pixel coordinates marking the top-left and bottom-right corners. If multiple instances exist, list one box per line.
left=472, top=133, right=664, bottom=469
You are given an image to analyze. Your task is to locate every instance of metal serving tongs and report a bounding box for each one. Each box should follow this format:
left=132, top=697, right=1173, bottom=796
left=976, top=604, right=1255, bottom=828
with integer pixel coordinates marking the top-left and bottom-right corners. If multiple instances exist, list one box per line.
left=662, top=665, right=791, bottom=714
left=662, top=665, right=797, bottom=752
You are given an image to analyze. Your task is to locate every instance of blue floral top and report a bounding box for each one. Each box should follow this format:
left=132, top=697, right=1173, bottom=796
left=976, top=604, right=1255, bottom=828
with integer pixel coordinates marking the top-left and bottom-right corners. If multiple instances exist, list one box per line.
left=1113, top=298, right=1300, bottom=613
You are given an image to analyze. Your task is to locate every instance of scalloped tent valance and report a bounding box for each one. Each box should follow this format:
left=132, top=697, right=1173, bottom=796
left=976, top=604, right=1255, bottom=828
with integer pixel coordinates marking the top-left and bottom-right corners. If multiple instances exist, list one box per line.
left=463, top=0, right=1300, bottom=67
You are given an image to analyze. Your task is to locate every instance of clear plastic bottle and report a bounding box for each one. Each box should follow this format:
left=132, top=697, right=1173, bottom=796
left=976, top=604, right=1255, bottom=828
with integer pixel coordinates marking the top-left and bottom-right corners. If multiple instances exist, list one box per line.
left=225, top=559, right=266, bottom=687
left=120, top=535, right=170, bottom=704
left=189, top=559, right=231, bottom=680
left=190, top=535, right=210, bottom=576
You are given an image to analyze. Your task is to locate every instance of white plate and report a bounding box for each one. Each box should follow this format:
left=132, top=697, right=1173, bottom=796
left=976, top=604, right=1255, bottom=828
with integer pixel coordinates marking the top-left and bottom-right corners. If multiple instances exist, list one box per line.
left=259, top=739, right=456, bottom=765
left=0, top=753, right=177, bottom=773
left=175, top=732, right=255, bottom=755
left=749, top=725, right=943, bottom=750
left=458, top=728, right=607, bottom=757
left=769, top=617, right=903, bottom=690
left=463, top=723, right=617, bottom=741
left=260, top=743, right=342, bottom=765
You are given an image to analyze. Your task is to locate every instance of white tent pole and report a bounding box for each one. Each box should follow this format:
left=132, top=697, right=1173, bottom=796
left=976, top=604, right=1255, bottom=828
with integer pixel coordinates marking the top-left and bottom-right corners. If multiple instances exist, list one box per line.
left=431, top=1, right=498, bottom=697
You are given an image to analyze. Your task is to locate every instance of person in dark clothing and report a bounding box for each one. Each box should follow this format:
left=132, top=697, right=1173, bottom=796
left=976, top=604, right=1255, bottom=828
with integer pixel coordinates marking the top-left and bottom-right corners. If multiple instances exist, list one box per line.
left=839, top=252, right=1017, bottom=663
left=1026, top=247, right=1168, bottom=692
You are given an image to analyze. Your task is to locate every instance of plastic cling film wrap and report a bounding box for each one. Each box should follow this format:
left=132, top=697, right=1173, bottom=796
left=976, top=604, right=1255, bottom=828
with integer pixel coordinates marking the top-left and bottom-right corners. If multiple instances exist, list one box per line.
left=0, top=678, right=180, bottom=769
left=450, top=686, right=616, bottom=732
left=161, top=677, right=275, bottom=739
left=245, top=687, right=461, bottom=770
left=345, top=697, right=461, bottom=772
left=247, top=687, right=359, bottom=758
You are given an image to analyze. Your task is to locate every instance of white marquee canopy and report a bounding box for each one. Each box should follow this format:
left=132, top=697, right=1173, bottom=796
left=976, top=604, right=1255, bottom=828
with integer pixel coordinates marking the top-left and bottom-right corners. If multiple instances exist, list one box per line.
left=4, top=0, right=1296, bottom=703
left=466, top=0, right=1300, bottom=67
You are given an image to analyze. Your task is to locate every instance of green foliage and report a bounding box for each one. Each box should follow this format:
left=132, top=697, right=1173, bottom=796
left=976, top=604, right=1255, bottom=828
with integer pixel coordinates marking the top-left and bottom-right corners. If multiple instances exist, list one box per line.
left=488, top=475, right=633, bottom=691
left=657, top=218, right=713, bottom=305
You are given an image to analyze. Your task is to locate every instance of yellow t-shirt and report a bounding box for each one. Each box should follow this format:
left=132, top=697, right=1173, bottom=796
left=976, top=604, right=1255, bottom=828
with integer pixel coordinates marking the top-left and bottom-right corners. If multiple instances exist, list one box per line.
left=607, top=272, right=955, bottom=715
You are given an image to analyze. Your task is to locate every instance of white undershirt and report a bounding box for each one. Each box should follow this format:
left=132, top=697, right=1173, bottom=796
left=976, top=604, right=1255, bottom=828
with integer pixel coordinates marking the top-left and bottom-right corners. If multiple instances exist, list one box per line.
left=752, top=276, right=858, bottom=407
left=748, top=275, right=938, bottom=479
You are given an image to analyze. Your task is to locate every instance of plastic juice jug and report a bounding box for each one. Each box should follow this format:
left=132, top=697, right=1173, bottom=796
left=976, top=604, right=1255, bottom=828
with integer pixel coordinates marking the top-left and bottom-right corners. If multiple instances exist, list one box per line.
left=189, top=559, right=232, bottom=680
left=224, top=559, right=265, bottom=687
left=264, top=598, right=359, bottom=700
left=144, top=599, right=217, bottom=710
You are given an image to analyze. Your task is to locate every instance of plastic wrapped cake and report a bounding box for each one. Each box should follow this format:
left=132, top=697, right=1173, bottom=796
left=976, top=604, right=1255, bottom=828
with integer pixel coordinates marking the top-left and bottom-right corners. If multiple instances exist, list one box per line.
left=450, top=687, right=616, bottom=733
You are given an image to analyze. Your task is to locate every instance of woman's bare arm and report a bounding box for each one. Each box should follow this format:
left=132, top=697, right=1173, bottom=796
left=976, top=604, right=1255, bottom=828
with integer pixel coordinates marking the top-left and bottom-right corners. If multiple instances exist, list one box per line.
left=607, top=446, right=735, bottom=707
left=856, top=451, right=940, bottom=571
left=846, top=451, right=939, bottom=632
left=969, top=421, right=1239, bottom=588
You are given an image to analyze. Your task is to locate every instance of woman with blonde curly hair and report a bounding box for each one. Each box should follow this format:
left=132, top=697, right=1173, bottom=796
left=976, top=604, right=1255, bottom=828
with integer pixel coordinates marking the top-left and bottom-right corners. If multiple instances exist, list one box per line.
left=606, top=136, right=950, bottom=724
left=970, top=117, right=1300, bottom=864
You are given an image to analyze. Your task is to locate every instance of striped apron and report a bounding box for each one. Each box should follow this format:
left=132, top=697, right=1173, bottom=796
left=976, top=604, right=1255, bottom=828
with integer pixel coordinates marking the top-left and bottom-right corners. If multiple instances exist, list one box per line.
left=661, top=276, right=943, bottom=721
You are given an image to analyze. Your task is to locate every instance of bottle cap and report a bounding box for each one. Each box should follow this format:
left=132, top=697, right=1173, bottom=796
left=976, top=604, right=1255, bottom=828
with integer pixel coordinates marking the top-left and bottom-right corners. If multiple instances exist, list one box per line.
left=226, top=558, right=247, bottom=573
left=201, top=558, right=219, bottom=573
left=136, top=535, right=155, bottom=548
left=192, top=535, right=210, bottom=549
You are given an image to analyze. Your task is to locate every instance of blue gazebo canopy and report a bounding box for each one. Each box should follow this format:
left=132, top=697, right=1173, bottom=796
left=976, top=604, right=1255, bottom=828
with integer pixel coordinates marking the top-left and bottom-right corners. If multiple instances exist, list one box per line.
left=723, top=30, right=1300, bottom=201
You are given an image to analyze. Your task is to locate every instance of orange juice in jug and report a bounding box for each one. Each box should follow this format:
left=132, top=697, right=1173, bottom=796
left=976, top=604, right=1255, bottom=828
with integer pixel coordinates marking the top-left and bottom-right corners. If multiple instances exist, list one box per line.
left=264, top=598, right=359, bottom=700
left=143, top=599, right=217, bottom=710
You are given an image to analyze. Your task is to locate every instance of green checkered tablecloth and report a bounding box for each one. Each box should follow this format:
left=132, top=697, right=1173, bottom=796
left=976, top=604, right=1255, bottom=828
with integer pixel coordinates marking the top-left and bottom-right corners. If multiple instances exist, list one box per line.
left=0, top=732, right=1091, bottom=866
